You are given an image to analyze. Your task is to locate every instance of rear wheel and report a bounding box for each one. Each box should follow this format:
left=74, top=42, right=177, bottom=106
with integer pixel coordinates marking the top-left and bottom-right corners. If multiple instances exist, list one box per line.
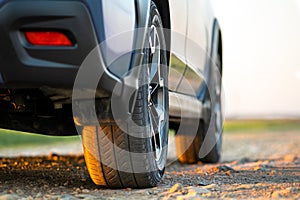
left=82, top=2, right=169, bottom=188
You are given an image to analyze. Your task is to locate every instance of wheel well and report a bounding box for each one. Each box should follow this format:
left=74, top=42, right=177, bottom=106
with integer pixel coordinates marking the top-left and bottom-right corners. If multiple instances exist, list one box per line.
left=218, top=29, right=223, bottom=74
left=152, top=0, right=171, bottom=64
left=152, top=0, right=170, bottom=29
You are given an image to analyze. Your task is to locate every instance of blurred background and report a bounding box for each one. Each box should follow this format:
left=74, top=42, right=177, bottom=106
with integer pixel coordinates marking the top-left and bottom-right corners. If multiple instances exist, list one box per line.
left=211, top=0, right=300, bottom=119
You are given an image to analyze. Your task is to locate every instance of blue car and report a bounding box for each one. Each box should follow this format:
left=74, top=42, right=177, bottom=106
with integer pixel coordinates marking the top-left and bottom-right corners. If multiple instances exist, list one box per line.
left=0, top=0, right=223, bottom=188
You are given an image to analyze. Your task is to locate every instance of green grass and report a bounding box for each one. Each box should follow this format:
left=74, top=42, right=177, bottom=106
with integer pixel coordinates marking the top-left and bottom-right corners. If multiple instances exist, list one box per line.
left=0, top=129, right=80, bottom=149
left=224, top=120, right=300, bottom=132
left=1, top=120, right=299, bottom=149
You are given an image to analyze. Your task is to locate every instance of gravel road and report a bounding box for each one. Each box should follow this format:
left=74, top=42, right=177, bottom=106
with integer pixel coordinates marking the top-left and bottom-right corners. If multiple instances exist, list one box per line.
left=0, top=130, right=299, bottom=199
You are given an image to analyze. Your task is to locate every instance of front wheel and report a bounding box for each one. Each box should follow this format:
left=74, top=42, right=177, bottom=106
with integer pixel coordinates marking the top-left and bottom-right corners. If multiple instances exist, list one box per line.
left=175, top=28, right=223, bottom=164
left=174, top=60, right=223, bottom=164
left=82, top=2, right=169, bottom=188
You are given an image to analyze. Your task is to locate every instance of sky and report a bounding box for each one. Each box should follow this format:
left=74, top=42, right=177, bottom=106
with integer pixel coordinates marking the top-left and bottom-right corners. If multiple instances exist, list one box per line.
left=210, top=0, right=300, bottom=119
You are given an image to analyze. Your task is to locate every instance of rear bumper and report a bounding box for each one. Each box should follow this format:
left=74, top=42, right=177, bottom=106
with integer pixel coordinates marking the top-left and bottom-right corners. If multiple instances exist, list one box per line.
left=0, top=0, right=119, bottom=91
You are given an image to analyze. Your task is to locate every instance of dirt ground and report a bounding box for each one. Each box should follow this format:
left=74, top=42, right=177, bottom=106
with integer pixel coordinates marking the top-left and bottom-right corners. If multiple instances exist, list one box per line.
left=0, top=130, right=299, bottom=199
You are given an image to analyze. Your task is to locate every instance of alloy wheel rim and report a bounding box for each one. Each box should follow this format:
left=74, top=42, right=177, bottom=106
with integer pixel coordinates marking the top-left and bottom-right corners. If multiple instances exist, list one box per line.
left=214, top=67, right=223, bottom=152
left=147, top=23, right=166, bottom=162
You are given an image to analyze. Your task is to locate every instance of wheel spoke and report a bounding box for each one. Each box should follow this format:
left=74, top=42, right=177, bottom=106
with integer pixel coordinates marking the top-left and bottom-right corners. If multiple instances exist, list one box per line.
left=149, top=106, right=159, bottom=131
left=150, top=61, right=158, bottom=82
left=149, top=25, right=158, bottom=55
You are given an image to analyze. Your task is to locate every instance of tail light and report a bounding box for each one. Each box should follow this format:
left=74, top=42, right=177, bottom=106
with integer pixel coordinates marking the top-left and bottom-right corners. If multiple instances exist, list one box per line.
left=24, top=31, right=73, bottom=46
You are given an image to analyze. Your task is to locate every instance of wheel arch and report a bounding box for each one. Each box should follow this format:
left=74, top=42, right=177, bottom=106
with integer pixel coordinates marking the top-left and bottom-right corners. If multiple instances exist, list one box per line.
left=152, top=0, right=171, bottom=30
left=217, top=25, right=223, bottom=75
left=213, top=19, right=223, bottom=74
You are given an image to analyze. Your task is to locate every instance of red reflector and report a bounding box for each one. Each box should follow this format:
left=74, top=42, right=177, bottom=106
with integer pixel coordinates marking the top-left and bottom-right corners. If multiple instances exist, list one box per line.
left=24, top=31, right=73, bottom=46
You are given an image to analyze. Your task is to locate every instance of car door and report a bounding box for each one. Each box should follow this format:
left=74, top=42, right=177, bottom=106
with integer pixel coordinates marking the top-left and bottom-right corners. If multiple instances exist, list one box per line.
left=176, top=0, right=209, bottom=97
left=168, top=0, right=188, bottom=92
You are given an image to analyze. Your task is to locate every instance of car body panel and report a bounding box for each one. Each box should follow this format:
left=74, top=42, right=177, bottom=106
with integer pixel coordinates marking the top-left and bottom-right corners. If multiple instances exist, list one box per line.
left=186, top=0, right=208, bottom=73
left=170, top=0, right=214, bottom=97
left=101, top=0, right=136, bottom=77
left=168, top=0, right=188, bottom=92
